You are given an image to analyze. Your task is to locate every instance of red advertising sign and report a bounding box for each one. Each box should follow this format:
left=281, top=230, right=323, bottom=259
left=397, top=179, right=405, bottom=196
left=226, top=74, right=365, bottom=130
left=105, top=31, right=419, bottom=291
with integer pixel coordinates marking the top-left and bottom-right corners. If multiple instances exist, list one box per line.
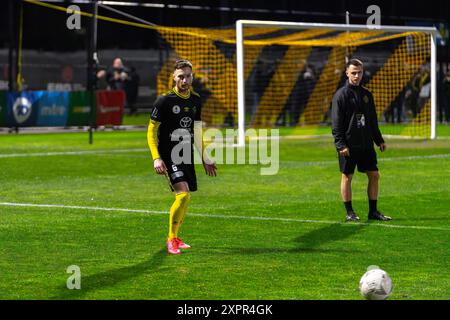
left=96, top=90, right=125, bottom=126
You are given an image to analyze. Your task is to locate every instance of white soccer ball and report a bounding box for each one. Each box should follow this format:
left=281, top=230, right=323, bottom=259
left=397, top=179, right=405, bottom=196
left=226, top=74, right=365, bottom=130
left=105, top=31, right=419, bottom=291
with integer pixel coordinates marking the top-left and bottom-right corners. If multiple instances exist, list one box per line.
left=359, top=268, right=393, bottom=300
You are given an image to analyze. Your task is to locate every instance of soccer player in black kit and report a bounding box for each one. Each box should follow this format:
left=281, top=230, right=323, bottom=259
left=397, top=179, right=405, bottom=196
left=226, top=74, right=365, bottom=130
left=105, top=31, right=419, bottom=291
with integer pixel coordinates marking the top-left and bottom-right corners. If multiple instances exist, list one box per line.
left=147, top=59, right=217, bottom=254
left=331, top=59, right=392, bottom=222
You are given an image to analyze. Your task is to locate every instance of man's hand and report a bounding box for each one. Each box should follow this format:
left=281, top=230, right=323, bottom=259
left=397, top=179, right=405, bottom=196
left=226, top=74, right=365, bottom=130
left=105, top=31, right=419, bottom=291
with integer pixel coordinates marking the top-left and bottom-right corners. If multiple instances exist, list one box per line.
left=120, top=72, right=128, bottom=81
left=339, top=147, right=350, bottom=157
left=97, top=70, right=106, bottom=79
left=380, top=143, right=387, bottom=152
left=154, top=158, right=167, bottom=175
left=203, top=159, right=217, bottom=177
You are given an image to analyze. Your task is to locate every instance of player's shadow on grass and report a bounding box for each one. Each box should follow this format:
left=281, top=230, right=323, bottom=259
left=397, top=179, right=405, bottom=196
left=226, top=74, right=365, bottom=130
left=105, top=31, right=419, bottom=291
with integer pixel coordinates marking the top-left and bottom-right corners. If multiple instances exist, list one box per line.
left=51, top=248, right=166, bottom=300
left=229, top=223, right=367, bottom=255
left=293, top=223, right=367, bottom=252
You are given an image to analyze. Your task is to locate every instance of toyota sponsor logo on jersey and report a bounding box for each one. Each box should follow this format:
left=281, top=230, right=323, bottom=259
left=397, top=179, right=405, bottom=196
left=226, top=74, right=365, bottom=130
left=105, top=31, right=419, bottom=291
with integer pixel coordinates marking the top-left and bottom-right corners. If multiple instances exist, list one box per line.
left=180, top=116, right=192, bottom=128
left=13, top=96, right=33, bottom=124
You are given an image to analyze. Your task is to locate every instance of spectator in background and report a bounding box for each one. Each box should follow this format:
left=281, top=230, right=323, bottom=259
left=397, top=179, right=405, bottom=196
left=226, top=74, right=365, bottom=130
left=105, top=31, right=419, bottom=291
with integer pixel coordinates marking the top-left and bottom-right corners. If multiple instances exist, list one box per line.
left=97, top=57, right=129, bottom=90
left=384, top=96, right=403, bottom=124
left=192, top=69, right=211, bottom=106
left=442, top=70, right=450, bottom=125
left=418, top=78, right=431, bottom=115
left=291, top=64, right=315, bottom=126
left=407, top=66, right=430, bottom=118
left=126, top=66, right=140, bottom=115
left=97, top=58, right=139, bottom=115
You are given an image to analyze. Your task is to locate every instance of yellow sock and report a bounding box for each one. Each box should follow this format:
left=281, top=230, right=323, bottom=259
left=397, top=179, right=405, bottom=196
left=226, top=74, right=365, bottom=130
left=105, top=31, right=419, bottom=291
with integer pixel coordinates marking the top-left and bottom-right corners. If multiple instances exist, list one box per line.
left=168, top=192, right=190, bottom=240
left=175, top=194, right=191, bottom=237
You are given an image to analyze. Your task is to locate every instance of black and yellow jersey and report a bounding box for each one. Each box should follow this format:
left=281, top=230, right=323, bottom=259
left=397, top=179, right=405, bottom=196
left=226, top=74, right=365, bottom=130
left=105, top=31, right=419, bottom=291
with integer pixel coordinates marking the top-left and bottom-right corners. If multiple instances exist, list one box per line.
left=150, top=87, right=202, bottom=158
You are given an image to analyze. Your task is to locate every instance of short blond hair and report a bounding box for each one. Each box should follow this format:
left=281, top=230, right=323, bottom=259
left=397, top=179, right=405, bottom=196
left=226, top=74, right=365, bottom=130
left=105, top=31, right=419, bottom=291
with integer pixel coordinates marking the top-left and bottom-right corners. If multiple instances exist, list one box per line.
left=174, top=59, right=193, bottom=71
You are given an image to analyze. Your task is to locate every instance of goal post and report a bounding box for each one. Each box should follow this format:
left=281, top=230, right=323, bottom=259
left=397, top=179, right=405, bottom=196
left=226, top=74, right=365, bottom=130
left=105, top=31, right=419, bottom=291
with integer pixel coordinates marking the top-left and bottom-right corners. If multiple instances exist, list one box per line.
left=236, top=20, right=440, bottom=146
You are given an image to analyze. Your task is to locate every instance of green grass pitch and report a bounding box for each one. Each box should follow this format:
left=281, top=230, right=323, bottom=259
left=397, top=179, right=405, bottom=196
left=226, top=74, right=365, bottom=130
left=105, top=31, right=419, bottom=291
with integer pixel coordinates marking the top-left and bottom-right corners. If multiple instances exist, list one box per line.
left=0, top=125, right=449, bottom=300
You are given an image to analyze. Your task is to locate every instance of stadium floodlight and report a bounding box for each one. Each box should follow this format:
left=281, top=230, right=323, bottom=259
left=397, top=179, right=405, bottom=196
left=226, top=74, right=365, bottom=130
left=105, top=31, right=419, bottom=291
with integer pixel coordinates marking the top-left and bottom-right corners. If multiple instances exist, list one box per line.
left=236, top=20, right=439, bottom=146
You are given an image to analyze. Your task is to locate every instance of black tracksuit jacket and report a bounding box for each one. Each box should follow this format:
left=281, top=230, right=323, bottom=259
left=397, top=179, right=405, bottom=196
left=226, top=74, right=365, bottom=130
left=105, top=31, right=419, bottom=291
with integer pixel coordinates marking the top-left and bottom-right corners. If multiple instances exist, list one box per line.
left=331, top=82, right=384, bottom=151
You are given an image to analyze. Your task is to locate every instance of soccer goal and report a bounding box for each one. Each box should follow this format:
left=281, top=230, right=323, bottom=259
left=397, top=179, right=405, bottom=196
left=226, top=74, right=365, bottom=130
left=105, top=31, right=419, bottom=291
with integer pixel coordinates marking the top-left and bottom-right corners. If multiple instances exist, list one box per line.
left=236, top=20, right=439, bottom=145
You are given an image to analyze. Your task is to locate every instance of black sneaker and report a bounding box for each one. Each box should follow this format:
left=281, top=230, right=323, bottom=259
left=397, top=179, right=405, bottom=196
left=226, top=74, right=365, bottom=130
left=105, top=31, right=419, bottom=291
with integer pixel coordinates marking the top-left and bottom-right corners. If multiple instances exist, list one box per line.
left=346, top=211, right=360, bottom=221
left=368, top=211, right=392, bottom=221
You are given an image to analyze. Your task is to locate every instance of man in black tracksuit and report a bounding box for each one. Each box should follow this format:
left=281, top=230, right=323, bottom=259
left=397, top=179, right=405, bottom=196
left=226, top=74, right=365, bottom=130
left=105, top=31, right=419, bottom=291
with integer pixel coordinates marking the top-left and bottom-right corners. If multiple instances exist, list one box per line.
left=332, top=59, right=392, bottom=222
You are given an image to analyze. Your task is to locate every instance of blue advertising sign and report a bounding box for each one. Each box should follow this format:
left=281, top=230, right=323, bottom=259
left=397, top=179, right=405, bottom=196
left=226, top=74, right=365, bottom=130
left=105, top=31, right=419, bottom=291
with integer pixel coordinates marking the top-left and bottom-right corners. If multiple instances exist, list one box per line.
left=36, top=91, right=69, bottom=126
left=6, top=91, right=41, bottom=127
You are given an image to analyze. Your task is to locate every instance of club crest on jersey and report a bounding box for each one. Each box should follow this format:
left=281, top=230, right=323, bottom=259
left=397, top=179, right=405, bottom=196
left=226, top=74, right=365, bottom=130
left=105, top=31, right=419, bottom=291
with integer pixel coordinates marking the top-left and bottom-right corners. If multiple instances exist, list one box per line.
left=363, top=95, right=369, bottom=104
left=172, top=105, right=181, bottom=114
left=180, top=116, right=192, bottom=128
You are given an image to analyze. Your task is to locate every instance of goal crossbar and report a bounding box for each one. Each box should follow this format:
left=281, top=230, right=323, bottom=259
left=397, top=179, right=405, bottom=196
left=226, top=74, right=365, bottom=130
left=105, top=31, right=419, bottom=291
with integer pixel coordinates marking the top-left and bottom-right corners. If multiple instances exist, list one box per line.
left=236, top=20, right=439, bottom=146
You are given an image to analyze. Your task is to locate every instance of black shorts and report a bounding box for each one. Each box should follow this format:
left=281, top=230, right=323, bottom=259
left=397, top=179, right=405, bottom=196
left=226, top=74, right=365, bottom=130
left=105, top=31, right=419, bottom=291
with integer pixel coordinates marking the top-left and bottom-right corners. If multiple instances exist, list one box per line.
left=338, top=148, right=378, bottom=174
left=163, top=157, right=198, bottom=192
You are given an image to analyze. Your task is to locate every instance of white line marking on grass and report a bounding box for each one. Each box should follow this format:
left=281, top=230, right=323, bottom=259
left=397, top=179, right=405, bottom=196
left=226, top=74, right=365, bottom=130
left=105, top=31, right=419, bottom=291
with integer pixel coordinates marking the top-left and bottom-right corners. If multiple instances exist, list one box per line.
left=379, top=153, right=450, bottom=161
left=1, top=148, right=450, bottom=165
left=0, top=202, right=448, bottom=232
left=282, top=153, right=450, bottom=167
left=0, top=202, right=166, bottom=214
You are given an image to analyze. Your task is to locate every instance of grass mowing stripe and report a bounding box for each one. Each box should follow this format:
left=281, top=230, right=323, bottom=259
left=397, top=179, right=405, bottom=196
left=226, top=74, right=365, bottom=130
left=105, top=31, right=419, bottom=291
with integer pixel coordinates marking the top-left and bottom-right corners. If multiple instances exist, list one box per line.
left=1, top=201, right=448, bottom=232
left=1, top=148, right=450, bottom=166
left=0, top=148, right=148, bottom=158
